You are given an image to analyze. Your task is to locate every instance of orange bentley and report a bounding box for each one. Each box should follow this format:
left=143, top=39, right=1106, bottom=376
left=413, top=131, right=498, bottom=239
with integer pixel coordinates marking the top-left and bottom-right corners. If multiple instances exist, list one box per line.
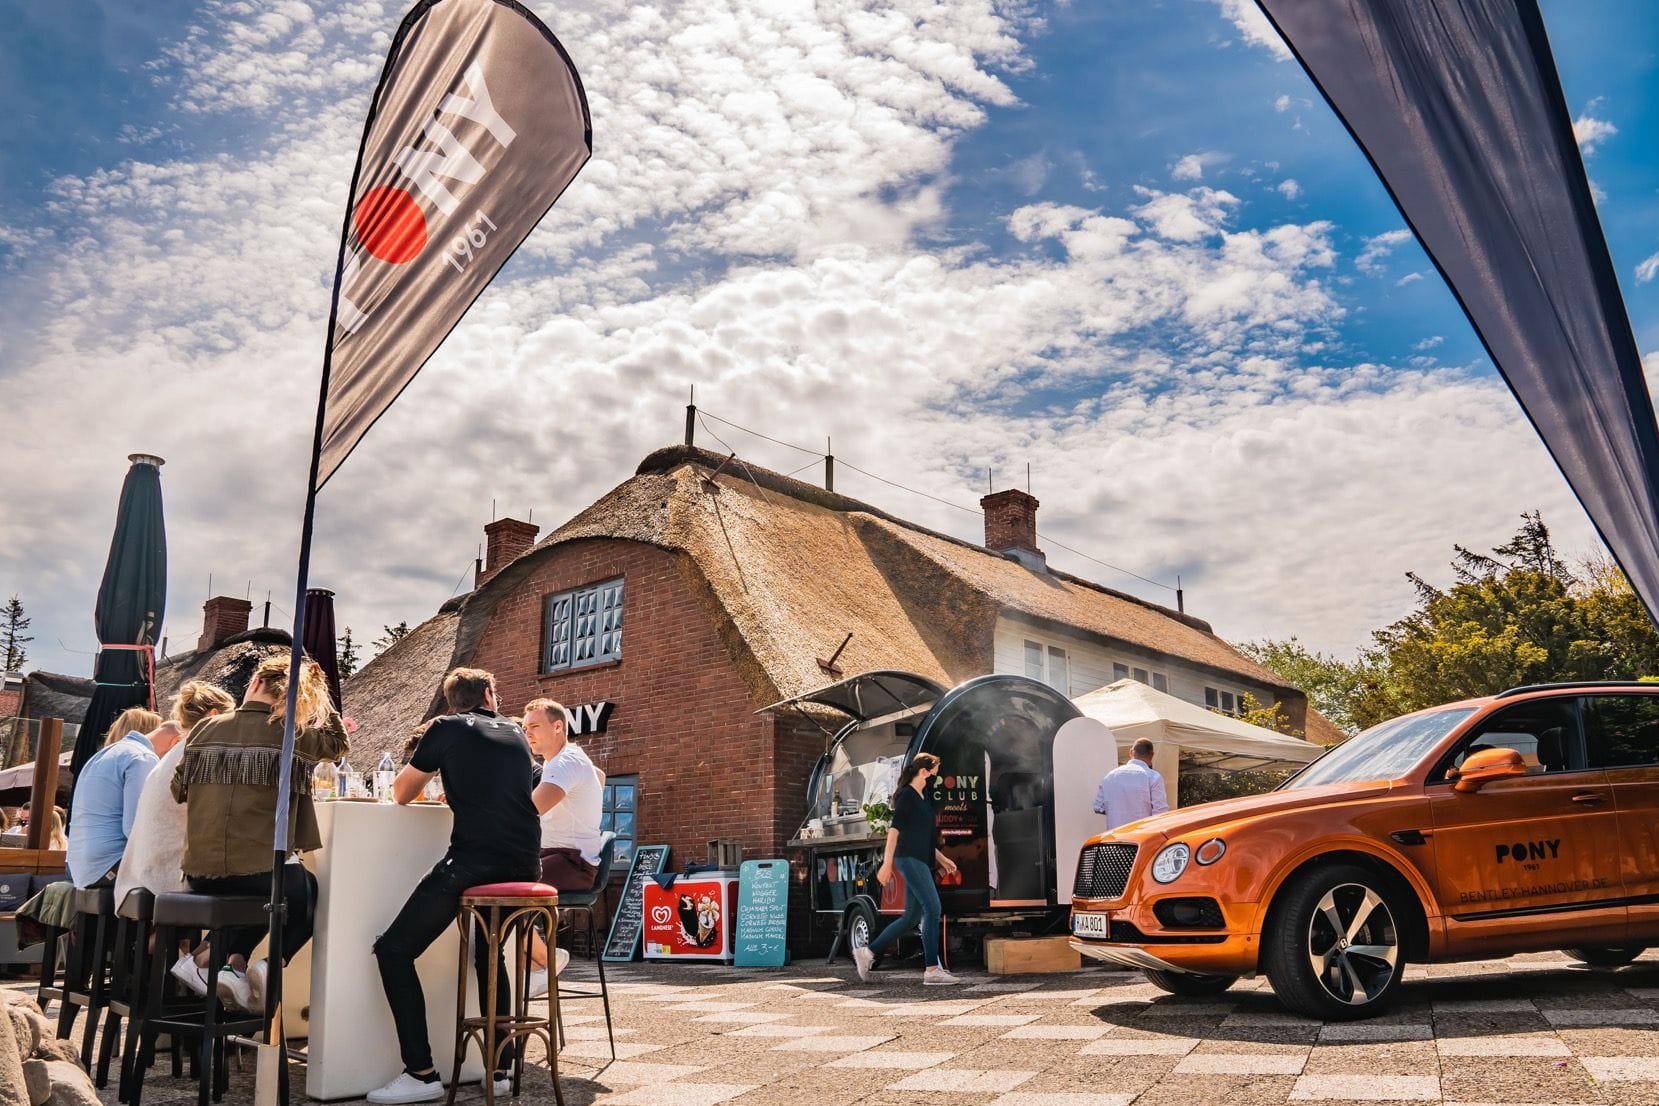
left=1070, top=681, right=1659, bottom=1019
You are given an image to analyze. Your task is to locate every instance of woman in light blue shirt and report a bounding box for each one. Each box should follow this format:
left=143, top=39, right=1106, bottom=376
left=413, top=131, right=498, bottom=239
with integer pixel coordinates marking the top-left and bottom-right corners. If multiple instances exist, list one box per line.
left=66, top=706, right=164, bottom=887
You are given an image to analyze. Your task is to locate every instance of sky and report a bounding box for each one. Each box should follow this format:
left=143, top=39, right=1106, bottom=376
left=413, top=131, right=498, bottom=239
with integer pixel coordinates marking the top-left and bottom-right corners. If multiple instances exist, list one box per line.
left=2, top=0, right=1658, bottom=681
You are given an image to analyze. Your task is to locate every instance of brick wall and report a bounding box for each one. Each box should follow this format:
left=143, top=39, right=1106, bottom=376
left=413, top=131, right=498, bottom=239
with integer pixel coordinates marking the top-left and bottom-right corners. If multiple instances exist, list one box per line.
left=0, top=688, right=18, bottom=721
left=980, top=489, right=1040, bottom=555
left=466, top=538, right=819, bottom=872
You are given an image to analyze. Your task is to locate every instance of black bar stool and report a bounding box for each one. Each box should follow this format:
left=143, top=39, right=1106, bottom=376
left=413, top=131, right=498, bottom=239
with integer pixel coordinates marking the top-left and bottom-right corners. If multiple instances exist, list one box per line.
left=448, top=882, right=562, bottom=1106
left=552, top=833, right=617, bottom=1060
left=131, top=892, right=268, bottom=1106
left=57, top=884, right=117, bottom=1069
left=98, top=887, right=154, bottom=1097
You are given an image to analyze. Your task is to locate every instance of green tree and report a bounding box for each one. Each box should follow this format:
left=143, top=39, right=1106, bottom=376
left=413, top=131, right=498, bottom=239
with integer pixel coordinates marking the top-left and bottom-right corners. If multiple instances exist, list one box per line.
left=1249, top=513, right=1659, bottom=736
left=338, top=627, right=360, bottom=679
left=1, top=596, right=32, bottom=671
left=372, top=621, right=411, bottom=655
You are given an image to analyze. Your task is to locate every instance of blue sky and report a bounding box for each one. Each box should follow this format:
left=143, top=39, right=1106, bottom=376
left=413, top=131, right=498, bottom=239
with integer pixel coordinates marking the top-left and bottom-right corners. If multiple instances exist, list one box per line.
left=2, top=0, right=1658, bottom=680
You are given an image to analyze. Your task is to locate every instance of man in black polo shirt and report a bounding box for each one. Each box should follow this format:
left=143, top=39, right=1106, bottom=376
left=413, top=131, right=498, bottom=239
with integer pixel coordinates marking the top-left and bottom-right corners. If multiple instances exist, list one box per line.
left=367, top=667, right=541, bottom=1105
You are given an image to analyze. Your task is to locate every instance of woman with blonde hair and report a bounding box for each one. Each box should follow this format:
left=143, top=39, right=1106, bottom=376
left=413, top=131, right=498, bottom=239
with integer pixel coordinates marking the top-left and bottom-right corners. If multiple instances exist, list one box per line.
left=115, top=679, right=236, bottom=992
left=173, top=654, right=347, bottom=1012
left=65, top=705, right=163, bottom=886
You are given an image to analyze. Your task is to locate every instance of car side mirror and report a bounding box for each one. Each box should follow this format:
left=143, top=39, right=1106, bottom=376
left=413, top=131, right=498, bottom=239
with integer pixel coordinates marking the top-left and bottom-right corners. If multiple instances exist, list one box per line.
left=1450, top=747, right=1527, bottom=792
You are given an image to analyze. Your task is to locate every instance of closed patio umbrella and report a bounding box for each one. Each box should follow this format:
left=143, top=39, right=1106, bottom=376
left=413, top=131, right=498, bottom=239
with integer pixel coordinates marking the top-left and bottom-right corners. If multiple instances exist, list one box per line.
left=71, top=454, right=168, bottom=784
left=302, top=588, right=342, bottom=711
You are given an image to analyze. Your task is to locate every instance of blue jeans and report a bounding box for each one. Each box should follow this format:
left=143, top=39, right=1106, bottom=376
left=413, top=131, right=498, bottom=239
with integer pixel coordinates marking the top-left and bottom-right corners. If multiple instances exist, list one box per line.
left=869, top=856, right=942, bottom=968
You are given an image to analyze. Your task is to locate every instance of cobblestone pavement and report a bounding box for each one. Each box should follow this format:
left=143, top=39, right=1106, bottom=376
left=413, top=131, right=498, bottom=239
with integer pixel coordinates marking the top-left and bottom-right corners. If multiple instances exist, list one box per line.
left=18, top=950, right=1659, bottom=1104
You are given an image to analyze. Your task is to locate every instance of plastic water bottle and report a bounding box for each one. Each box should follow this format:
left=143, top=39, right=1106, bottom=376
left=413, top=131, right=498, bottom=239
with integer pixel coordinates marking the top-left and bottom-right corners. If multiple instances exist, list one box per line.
left=375, top=752, right=397, bottom=802
left=338, top=758, right=360, bottom=798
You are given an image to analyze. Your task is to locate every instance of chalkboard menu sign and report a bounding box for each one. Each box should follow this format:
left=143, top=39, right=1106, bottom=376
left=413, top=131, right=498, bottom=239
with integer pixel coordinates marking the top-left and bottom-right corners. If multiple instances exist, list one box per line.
left=602, top=844, right=670, bottom=963
left=733, top=859, right=790, bottom=968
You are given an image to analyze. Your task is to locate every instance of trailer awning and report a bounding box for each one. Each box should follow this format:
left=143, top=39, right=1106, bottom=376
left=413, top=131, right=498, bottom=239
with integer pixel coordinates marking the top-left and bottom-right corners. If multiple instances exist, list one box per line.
left=1071, top=679, right=1326, bottom=774
left=759, top=670, right=946, bottom=723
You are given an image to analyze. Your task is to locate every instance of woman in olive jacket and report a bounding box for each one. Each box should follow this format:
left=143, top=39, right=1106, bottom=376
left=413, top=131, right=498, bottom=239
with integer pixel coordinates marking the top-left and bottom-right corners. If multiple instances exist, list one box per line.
left=173, top=653, right=347, bottom=1012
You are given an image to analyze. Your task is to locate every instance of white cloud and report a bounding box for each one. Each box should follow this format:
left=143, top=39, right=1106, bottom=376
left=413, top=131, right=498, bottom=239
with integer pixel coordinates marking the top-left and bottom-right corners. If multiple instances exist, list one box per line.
left=1573, top=104, right=1617, bottom=156
left=1274, top=94, right=1291, bottom=113
left=1356, top=228, right=1414, bottom=274
left=1212, top=0, right=1292, bottom=60
left=1395, top=271, right=1424, bottom=287
left=1276, top=178, right=1302, bottom=200
left=1414, top=335, right=1444, bottom=351
left=1171, top=151, right=1228, bottom=182
left=1636, top=251, right=1659, bottom=284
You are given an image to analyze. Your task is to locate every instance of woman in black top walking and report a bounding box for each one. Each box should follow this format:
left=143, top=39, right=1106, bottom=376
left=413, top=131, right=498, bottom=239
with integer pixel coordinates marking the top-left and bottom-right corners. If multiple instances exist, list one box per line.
left=853, top=752, right=959, bottom=985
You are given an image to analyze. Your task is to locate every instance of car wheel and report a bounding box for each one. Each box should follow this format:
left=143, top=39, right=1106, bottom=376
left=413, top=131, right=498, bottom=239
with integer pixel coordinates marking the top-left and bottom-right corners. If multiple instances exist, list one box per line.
left=1143, top=968, right=1239, bottom=996
left=1566, top=945, right=1646, bottom=968
left=1264, top=862, right=1406, bottom=1020
left=845, top=899, right=877, bottom=955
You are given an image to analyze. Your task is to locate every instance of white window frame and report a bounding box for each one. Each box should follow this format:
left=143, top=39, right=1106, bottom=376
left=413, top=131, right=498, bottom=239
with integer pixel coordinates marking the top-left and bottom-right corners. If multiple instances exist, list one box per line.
left=542, top=577, right=624, bottom=673
left=1023, top=639, right=1071, bottom=695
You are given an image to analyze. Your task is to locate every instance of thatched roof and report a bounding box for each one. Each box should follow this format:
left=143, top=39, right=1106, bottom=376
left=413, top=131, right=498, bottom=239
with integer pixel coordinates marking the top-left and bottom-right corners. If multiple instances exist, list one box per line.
left=17, top=671, right=94, bottom=726
left=339, top=603, right=463, bottom=765
left=153, top=627, right=292, bottom=707
left=426, top=446, right=1305, bottom=718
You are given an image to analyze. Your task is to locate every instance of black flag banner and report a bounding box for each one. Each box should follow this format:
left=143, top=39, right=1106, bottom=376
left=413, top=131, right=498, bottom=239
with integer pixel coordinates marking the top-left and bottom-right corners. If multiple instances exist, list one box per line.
left=317, top=0, right=591, bottom=488
left=1255, top=0, right=1659, bottom=622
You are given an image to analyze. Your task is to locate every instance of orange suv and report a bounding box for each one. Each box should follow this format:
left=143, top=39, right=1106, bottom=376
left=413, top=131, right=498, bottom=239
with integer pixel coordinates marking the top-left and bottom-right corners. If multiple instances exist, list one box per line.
left=1069, top=682, right=1659, bottom=1019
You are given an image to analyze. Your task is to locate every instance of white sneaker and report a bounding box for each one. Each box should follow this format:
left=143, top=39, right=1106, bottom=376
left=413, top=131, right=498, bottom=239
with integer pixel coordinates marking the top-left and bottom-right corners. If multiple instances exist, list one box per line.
left=493, top=1073, right=512, bottom=1095
left=170, top=953, right=208, bottom=997
left=554, top=947, right=569, bottom=975
left=922, top=966, right=960, bottom=986
left=246, top=958, right=268, bottom=1012
left=216, top=967, right=254, bottom=1012
left=852, top=945, right=874, bottom=982
left=526, top=968, right=549, bottom=999
left=366, top=1071, right=444, bottom=1104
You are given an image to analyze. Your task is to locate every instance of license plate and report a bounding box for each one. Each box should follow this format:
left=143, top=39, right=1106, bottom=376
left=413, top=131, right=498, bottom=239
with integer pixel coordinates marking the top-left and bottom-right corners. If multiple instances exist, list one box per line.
left=1071, top=911, right=1110, bottom=938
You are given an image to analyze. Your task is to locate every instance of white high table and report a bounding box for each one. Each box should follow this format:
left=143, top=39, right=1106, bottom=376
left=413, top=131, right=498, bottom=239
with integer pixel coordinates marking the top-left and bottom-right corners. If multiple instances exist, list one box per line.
left=287, top=800, right=489, bottom=1101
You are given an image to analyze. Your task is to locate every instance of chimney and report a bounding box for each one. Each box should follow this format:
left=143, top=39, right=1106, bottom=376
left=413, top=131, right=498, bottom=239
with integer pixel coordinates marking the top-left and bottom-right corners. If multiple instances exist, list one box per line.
left=477, top=517, right=540, bottom=586
left=198, top=595, right=253, bottom=652
left=981, top=488, right=1046, bottom=570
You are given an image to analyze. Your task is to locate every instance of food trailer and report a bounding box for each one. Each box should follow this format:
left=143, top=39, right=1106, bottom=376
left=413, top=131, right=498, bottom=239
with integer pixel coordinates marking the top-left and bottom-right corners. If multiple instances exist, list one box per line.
left=771, top=671, right=1115, bottom=962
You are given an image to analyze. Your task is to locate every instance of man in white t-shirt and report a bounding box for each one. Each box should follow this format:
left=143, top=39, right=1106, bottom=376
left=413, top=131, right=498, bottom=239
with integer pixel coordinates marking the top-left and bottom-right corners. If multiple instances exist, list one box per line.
left=521, top=698, right=605, bottom=996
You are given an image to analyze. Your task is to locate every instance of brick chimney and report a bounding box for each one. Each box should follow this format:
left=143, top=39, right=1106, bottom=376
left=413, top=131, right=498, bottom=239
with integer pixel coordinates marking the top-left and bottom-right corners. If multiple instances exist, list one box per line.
left=198, top=596, right=253, bottom=652
left=981, top=488, right=1046, bottom=570
left=477, top=517, right=540, bottom=586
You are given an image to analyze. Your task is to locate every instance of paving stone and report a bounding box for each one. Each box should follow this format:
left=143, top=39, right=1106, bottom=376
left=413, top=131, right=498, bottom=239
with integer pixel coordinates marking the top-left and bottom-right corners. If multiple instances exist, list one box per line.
left=941, top=1014, right=1042, bottom=1027
left=772, top=1034, right=896, bottom=1052
left=1288, top=1074, right=1441, bottom=1100
left=1433, top=998, right=1539, bottom=1013
left=1542, top=1007, right=1659, bottom=1026
left=560, top=1039, right=665, bottom=1059
left=725, top=1023, right=837, bottom=1037
left=1140, top=1002, right=1235, bottom=1017
left=1000, top=1024, right=1110, bottom=1040
left=825, top=1051, right=957, bottom=1069
left=587, top=1061, right=709, bottom=1083
left=988, top=1094, right=1137, bottom=1106
left=878, top=1002, right=986, bottom=1017
left=604, top=1083, right=759, bottom=1106
left=1318, top=1024, right=1433, bottom=1042
left=1583, top=1057, right=1659, bottom=1081
left=887, top=1068, right=1038, bottom=1092
left=1079, top=1037, right=1200, bottom=1056
left=696, top=1010, right=799, bottom=1024
left=1173, top=1052, right=1307, bottom=1075
left=1437, top=1034, right=1571, bottom=1056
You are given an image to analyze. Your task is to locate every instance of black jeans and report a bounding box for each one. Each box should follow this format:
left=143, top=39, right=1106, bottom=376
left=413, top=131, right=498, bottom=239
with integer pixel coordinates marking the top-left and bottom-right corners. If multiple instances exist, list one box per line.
left=187, top=865, right=317, bottom=964
left=373, top=852, right=537, bottom=1075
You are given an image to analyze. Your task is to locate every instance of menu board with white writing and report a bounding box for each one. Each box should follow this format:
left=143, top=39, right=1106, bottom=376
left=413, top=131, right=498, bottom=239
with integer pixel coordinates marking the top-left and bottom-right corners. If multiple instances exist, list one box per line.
left=602, top=844, right=670, bottom=963
left=734, top=859, right=790, bottom=967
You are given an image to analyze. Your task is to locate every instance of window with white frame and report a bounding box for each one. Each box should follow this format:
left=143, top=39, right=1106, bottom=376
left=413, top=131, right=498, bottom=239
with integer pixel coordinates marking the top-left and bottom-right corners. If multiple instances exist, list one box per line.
left=1114, top=662, right=1168, bottom=694
left=1024, top=639, right=1070, bottom=695
left=542, top=578, right=624, bottom=673
left=1204, top=686, right=1243, bottom=715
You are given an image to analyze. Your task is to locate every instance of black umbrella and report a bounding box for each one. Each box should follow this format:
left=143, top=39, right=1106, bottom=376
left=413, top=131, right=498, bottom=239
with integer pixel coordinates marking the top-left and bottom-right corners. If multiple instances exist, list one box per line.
left=302, top=588, right=341, bottom=711
left=72, top=454, right=167, bottom=783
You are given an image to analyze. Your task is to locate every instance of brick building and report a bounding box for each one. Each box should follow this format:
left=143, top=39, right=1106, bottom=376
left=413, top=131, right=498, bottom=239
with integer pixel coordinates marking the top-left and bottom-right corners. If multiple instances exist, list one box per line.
left=345, top=445, right=1337, bottom=875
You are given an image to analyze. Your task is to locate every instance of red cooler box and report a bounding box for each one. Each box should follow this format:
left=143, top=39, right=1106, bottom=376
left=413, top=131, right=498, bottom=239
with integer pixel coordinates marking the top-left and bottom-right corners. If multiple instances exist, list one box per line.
left=642, top=872, right=739, bottom=961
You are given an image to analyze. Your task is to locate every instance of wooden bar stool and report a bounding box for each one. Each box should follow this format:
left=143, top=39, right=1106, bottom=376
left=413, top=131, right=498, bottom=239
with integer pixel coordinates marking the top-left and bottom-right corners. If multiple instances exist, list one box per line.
left=447, top=882, right=561, bottom=1106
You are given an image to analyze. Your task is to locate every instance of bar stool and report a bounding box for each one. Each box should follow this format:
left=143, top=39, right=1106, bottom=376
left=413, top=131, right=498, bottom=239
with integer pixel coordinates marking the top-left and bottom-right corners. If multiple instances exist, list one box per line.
left=448, top=882, right=561, bottom=1106
left=131, top=892, right=268, bottom=1106
left=552, top=833, right=617, bottom=1060
left=99, top=888, right=156, bottom=1098
left=57, top=884, right=117, bottom=1069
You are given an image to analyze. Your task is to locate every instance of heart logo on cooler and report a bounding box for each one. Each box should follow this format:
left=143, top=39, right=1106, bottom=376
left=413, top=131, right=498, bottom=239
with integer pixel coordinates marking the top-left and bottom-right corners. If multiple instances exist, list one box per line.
left=650, top=905, right=673, bottom=925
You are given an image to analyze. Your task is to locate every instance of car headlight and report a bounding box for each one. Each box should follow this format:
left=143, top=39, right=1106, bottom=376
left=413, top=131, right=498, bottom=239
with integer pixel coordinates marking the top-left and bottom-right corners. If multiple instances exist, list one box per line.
left=1151, top=843, right=1190, bottom=884
left=1194, top=838, right=1226, bottom=866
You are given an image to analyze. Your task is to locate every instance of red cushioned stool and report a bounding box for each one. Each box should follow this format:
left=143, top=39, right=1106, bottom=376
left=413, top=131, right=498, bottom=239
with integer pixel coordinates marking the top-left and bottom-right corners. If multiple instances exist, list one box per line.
left=448, top=882, right=561, bottom=1106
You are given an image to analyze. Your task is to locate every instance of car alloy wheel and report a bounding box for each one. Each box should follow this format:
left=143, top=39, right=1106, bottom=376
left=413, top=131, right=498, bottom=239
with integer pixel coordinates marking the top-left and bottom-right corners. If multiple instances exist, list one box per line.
left=1306, top=882, right=1399, bottom=1006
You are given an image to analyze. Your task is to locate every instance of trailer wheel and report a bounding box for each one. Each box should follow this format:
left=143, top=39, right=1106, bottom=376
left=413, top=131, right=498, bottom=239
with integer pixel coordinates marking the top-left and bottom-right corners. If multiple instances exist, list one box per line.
left=1566, top=945, right=1646, bottom=968
left=845, top=899, right=878, bottom=954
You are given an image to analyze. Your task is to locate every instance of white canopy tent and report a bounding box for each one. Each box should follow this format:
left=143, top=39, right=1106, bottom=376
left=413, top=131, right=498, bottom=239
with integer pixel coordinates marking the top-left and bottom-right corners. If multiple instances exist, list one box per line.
left=1070, top=679, right=1328, bottom=811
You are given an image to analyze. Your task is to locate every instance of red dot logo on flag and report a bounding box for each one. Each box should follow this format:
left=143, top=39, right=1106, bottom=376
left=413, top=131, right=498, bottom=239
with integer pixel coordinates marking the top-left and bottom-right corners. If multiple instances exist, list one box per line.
left=353, top=186, right=427, bottom=264
left=944, top=776, right=956, bottom=789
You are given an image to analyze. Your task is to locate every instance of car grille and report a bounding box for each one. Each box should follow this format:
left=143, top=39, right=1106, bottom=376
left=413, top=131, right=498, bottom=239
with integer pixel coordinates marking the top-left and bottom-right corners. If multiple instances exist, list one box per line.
left=1073, top=843, right=1138, bottom=900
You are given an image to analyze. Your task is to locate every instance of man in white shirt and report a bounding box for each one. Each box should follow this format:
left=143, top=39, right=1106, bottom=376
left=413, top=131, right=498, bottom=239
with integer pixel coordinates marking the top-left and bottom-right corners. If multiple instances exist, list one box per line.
left=1092, top=738, right=1170, bottom=829
left=521, top=698, right=605, bottom=996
